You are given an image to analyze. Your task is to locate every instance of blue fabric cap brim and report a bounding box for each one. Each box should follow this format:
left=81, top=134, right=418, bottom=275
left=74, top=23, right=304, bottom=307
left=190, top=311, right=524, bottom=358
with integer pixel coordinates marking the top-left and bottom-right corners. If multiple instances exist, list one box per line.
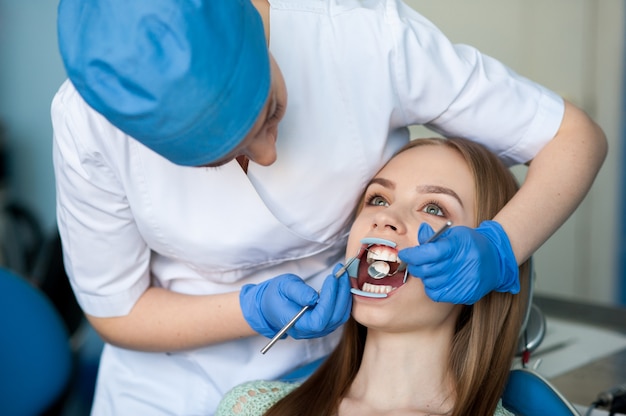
left=58, top=0, right=270, bottom=166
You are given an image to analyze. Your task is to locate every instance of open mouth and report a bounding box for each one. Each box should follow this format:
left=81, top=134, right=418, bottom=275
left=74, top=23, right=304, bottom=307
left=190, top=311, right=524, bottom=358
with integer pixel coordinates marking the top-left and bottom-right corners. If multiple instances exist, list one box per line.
left=347, top=238, right=408, bottom=298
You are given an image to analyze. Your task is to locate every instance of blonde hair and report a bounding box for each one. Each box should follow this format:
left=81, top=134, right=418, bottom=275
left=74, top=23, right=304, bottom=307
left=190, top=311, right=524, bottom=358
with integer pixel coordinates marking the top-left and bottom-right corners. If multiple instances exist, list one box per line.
left=265, top=138, right=530, bottom=416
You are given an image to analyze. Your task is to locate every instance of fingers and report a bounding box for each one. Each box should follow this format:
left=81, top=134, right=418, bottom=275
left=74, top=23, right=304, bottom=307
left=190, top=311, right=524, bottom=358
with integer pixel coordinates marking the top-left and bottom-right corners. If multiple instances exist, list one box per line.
left=242, top=271, right=349, bottom=340
left=417, top=222, right=435, bottom=243
left=290, top=267, right=352, bottom=338
left=276, top=274, right=319, bottom=307
left=315, top=271, right=352, bottom=326
left=399, top=238, right=455, bottom=271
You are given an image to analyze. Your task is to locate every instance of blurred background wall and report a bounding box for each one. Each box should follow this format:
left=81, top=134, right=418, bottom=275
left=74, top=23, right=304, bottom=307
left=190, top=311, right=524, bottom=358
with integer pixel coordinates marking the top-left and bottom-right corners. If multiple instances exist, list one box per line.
left=0, top=1, right=65, bottom=232
left=0, top=0, right=624, bottom=306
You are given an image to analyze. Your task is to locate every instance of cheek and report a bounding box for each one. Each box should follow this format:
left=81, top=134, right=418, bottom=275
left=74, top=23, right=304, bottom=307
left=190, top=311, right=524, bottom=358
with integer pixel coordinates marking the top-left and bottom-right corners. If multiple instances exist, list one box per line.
left=399, top=277, right=431, bottom=303
left=397, top=279, right=457, bottom=320
left=457, top=211, right=477, bottom=228
left=345, top=219, right=369, bottom=258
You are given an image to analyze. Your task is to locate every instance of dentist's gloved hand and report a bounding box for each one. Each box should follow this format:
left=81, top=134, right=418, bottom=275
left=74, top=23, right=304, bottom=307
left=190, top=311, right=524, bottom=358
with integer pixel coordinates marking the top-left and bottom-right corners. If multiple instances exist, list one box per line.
left=240, top=264, right=352, bottom=339
left=398, top=221, right=520, bottom=305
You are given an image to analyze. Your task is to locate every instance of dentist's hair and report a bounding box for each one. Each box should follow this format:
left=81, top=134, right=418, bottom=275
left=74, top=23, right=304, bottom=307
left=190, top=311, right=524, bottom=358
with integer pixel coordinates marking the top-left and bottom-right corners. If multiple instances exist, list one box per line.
left=265, top=137, right=530, bottom=416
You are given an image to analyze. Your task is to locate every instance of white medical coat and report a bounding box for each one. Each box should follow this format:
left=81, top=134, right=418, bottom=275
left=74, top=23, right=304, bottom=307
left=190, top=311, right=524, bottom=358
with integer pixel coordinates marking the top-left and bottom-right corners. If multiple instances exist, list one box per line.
left=51, top=0, right=564, bottom=414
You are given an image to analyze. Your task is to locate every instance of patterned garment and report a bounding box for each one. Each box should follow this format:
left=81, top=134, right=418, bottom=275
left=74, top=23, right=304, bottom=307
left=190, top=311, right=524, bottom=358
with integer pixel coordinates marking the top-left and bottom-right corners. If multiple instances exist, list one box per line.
left=216, top=380, right=515, bottom=415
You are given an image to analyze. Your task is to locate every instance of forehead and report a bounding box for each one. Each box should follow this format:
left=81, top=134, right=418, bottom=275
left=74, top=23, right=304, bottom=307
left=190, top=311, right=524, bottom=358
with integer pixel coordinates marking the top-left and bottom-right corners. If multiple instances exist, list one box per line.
left=377, top=144, right=476, bottom=199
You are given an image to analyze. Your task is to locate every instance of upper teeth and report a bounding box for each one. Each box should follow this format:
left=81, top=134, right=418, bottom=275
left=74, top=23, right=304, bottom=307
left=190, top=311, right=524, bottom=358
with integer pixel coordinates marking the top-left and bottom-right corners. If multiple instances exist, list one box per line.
left=366, top=247, right=398, bottom=264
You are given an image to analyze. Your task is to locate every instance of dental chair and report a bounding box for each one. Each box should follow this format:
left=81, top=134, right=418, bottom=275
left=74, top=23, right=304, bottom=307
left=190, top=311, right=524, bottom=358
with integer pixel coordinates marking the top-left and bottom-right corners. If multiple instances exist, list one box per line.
left=501, top=258, right=580, bottom=416
left=0, top=267, right=73, bottom=415
left=502, top=367, right=580, bottom=416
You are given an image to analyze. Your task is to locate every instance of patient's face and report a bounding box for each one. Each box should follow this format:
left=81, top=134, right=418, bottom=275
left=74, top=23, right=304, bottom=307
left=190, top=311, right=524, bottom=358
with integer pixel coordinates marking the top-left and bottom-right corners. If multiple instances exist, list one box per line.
left=346, top=144, right=476, bottom=332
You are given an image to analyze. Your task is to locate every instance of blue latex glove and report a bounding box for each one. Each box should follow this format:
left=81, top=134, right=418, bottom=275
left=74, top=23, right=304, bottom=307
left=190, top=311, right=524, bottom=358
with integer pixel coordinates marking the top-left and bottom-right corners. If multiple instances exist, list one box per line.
left=398, top=221, right=520, bottom=305
left=240, top=264, right=352, bottom=339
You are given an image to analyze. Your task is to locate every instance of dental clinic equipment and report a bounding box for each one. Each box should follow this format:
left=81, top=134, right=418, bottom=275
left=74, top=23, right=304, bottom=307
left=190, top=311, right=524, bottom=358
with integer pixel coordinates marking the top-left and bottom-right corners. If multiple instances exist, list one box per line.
left=584, top=383, right=626, bottom=416
left=261, top=221, right=452, bottom=354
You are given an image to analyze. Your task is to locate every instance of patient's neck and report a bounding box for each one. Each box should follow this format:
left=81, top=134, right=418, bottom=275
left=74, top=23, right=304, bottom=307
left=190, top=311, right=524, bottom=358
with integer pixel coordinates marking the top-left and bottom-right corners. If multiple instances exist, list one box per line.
left=339, top=330, right=455, bottom=415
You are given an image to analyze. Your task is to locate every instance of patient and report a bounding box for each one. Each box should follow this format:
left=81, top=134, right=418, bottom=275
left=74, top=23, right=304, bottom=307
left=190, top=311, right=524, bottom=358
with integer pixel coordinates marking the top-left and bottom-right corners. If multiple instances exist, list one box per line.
left=217, top=137, right=530, bottom=416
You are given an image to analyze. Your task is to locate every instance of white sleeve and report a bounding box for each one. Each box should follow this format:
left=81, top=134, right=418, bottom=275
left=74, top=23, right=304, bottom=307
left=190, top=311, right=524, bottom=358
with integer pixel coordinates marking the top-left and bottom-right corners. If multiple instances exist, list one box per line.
left=52, top=80, right=151, bottom=317
left=390, top=0, right=564, bottom=166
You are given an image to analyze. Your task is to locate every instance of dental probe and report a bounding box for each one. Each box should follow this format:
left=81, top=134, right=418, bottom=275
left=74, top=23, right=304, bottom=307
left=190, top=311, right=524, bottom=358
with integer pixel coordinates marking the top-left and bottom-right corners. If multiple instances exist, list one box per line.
left=260, top=254, right=361, bottom=354
left=426, top=220, right=452, bottom=244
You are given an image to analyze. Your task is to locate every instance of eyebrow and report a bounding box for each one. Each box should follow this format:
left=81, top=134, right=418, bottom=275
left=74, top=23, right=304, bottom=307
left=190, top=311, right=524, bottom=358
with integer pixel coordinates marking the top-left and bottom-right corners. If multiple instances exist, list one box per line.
left=368, top=178, right=463, bottom=207
left=368, top=177, right=395, bottom=189
left=416, top=185, right=464, bottom=208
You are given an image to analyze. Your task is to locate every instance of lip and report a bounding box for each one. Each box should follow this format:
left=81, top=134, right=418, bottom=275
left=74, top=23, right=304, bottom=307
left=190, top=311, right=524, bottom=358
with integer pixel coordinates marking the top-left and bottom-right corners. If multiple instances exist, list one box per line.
left=348, top=238, right=408, bottom=299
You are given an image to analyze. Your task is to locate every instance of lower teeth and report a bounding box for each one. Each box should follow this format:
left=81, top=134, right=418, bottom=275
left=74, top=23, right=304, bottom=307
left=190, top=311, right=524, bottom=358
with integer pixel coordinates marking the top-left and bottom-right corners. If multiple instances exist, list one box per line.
left=362, top=282, right=393, bottom=294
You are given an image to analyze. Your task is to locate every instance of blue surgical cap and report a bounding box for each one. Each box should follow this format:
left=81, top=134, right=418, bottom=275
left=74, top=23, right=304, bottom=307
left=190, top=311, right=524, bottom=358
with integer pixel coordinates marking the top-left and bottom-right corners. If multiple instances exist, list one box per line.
left=57, top=0, right=270, bottom=166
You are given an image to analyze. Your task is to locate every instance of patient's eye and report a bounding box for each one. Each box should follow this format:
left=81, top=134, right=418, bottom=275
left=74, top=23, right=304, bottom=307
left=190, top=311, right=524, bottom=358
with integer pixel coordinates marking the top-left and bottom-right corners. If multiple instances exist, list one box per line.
left=368, top=195, right=389, bottom=207
left=422, top=203, right=444, bottom=216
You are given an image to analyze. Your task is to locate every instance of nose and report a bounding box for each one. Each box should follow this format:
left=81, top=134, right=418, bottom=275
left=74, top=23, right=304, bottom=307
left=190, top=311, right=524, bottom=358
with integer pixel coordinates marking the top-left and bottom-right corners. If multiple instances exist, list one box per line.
left=371, top=207, right=407, bottom=235
left=244, top=128, right=278, bottom=166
